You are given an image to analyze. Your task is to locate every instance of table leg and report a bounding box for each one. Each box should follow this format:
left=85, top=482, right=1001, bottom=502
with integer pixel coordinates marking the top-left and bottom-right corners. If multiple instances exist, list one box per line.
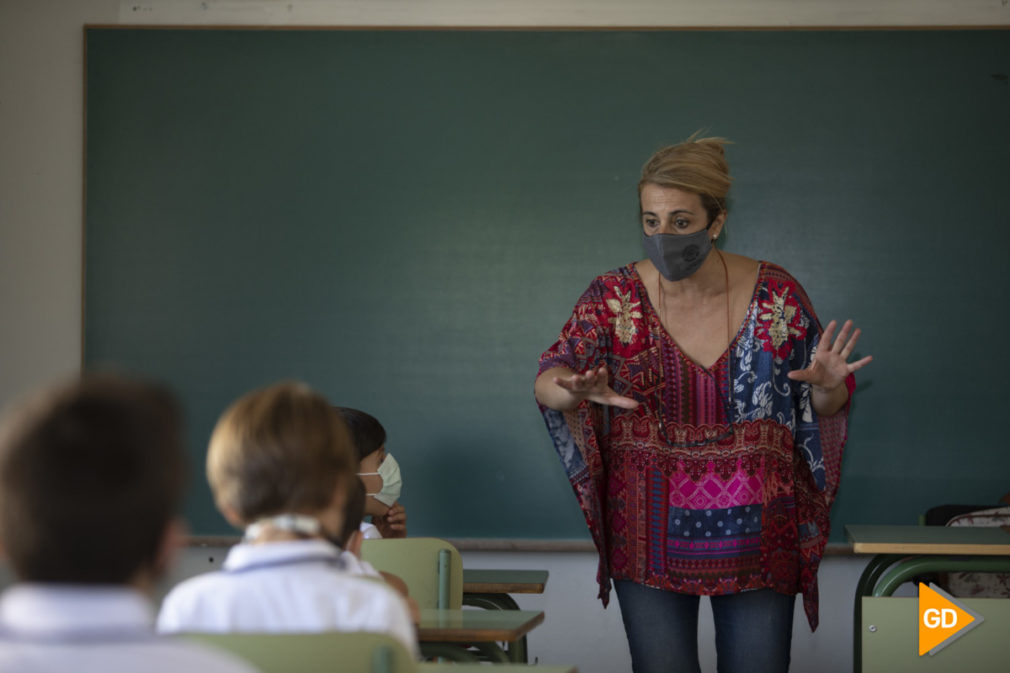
left=873, top=556, right=1010, bottom=597
left=462, top=592, right=521, bottom=611
left=462, top=592, right=527, bottom=663
left=419, top=643, right=482, bottom=663
left=853, top=554, right=902, bottom=673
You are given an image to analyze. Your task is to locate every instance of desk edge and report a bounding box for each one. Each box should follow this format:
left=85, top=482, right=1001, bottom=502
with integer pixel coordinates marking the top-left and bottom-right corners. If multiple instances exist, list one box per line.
left=187, top=536, right=853, bottom=555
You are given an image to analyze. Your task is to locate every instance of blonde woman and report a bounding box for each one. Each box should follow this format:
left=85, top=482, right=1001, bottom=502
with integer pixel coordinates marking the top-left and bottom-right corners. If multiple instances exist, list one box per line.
left=534, top=136, right=871, bottom=673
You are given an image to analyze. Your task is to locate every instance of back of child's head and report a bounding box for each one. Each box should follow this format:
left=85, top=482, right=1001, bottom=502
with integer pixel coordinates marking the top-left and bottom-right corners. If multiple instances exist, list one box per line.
left=334, top=407, right=386, bottom=461
left=208, top=381, right=355, bottom=526
left=337, top=476, right=367, bottom=547
left=0, top=374, right=185, bottom=584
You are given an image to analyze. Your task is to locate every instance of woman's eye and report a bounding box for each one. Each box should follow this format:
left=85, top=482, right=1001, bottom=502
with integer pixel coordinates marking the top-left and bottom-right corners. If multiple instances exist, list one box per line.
left=675, top=219, right=690, bottom=229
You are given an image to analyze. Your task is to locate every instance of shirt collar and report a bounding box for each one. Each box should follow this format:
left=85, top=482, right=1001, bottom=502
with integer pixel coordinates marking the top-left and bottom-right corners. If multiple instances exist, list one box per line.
left=0, top=584, right=153, bottom=637
left=222, top=538, right=341, bottom=572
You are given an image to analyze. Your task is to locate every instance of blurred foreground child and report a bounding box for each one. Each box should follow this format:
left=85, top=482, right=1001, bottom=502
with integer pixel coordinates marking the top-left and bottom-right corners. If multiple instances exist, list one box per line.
left=0, top=375, right=255, bottom=673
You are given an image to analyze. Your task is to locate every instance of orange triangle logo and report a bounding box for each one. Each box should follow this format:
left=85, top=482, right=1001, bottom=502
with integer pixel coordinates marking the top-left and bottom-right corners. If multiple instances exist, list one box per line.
left=918, top=582, right=984, bottom=656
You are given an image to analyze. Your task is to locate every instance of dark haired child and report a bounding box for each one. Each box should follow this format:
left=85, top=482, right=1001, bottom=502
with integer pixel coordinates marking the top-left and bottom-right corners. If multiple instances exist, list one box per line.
left=0, top=375, right=255, bottom=673
left=334, top=407, right=406, bottom=539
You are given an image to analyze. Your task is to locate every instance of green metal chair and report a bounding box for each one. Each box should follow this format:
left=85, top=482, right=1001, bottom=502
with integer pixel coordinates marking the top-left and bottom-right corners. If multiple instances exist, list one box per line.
left=361, top=538, right=463, bottom=610
left=184, top=631, right=416, bottom=673
left=361, top=538, right=505, bottom=663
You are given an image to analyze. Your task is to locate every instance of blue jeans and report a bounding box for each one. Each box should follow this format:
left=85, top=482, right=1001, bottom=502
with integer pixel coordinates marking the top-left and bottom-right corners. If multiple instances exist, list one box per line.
left=614, top=580, right=795, bottom=673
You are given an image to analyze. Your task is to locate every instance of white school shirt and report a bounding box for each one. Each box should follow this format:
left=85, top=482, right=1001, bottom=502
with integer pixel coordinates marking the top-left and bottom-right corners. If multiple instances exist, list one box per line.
left=360, top=522, right=382, bottom=539
left=339, top=550, right=382, bottom=578
left=156, top=539, right=416, bottom=656
left=0, top=584, right=257, bottom=673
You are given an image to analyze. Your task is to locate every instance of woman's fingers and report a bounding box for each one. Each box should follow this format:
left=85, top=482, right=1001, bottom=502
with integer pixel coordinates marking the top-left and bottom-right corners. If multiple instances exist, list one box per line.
left=848, top=354, right=874, bottom=372
left=786, top=368, right=812, bottom=382
left=606, top=393, right=641, bottom=410
left=840, top=327, right=861, bottom=359
left=831, top=320, right=853, bottom=353
left=820, top=320, right=837, bottom=350
left=554, top=366, right=639, bottom=409
left=555, top=365, right=607, bottom=393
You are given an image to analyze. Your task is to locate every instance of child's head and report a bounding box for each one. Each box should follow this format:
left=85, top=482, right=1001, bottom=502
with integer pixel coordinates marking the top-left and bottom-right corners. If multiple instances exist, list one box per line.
left=334, top=407, right=400, bottom=517
left=336, top=406, right=386, bottom=463
left=207, top=382, right=355, bottom=537
left=0, top=375, right=186, bottom=587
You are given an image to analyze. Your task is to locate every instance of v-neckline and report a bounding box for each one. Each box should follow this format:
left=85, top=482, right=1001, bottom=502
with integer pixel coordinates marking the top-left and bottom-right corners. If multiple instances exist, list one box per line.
left=630, top=261, right=765, bottom=373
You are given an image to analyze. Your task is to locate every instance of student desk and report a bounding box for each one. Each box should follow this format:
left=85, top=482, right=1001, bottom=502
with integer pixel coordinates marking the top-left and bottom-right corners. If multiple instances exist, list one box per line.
left=462, top=569, right=549, bottom=609
left=461, top=568, right=549, bottom=663
left=846, top=524, right=1010, bottom=673
left=417, top=608, right=545, bottom=664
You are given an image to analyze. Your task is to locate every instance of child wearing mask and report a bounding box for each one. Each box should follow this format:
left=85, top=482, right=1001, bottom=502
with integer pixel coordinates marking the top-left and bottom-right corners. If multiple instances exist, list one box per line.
left=335, top=407, right=406, bottom=539
left=0, top=375, right=255, bottom=673
left=156, top=382, right=416, bottom=655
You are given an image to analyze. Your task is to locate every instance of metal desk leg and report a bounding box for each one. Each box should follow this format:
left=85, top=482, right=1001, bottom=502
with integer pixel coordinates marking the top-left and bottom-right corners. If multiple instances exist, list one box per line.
left=462, top=593, right=521, bottom=611
left=873, top=556, right=1010, bottom=597
left=854, top=554, right=903, bottom=673
left=463, top=592, right=528, bottom=663
left=419, top=643, right=482, bottom=663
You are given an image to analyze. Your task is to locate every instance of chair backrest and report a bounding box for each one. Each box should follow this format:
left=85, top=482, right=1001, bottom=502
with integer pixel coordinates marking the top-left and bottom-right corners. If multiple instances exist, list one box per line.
left=185, top=631, right=417, bottom=673
left=945, top=505, right=1010, bottom=598
left=947, top=505, right=1010, bottom=529
left=361, top=537, right=463, bottom=609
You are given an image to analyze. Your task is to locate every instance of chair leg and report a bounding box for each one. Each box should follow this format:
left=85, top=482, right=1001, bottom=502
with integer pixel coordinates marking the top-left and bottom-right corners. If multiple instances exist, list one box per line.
left=419, top=643, right=482, bottom=663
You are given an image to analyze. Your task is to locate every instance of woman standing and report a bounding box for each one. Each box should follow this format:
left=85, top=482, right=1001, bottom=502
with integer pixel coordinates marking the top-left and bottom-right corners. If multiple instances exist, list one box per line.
left=534, top=136, right=871, bottom=673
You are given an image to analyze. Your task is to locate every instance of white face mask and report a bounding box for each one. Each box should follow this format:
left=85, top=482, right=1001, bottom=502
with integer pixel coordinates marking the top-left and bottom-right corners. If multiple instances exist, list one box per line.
left=357, top=453, right=402, bottom=507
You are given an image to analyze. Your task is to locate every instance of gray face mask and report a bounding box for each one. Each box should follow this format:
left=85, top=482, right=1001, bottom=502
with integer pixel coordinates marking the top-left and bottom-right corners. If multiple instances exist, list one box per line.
left=641, top=227, right=714, bottom=281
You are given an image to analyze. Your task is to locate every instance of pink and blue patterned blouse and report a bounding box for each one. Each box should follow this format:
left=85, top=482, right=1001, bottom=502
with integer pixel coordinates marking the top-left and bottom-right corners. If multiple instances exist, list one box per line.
left=538, top=261, right=853, bottom=630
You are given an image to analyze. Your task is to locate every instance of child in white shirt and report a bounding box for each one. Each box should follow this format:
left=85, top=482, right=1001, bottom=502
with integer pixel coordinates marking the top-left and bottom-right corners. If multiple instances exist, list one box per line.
left=0, top=376, right=256, bottom=673
left=156, top=382, right=416, bottom=655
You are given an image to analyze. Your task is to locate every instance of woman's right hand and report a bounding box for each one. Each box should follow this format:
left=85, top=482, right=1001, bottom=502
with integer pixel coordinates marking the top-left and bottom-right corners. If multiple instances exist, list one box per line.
left=537, top=365, right=640, bottom=411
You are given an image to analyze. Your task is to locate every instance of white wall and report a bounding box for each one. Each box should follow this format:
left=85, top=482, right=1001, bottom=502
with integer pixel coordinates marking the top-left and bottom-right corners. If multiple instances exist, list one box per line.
left=165, top=546, right=876, bottom=673
left=1, top=2, right=1003, bottom=672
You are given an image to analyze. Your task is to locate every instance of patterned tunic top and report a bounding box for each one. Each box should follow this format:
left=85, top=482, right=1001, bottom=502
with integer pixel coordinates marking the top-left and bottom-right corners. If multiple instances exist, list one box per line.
left=537, top=261, right=853, bottom=630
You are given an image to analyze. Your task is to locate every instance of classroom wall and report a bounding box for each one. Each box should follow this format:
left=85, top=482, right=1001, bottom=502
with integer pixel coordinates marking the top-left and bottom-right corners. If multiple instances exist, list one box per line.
left=164, top=546, right=879, bottom=673
left=1, top=2, right=1005, bottom=673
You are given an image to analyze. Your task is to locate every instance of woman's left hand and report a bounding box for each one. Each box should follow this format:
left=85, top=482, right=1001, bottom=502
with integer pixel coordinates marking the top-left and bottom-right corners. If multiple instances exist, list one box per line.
left=788, top=319, right=873, bottom=391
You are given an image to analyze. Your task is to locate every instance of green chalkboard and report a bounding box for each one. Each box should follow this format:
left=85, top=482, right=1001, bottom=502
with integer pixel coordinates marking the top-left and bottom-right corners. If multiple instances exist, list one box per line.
left=84, top=28, right=1010, bottom=541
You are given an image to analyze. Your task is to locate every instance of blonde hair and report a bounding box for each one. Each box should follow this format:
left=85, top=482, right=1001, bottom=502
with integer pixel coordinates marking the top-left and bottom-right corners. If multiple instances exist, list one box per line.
left=639, top=133, right=733, bottom=224
left=206, top=381, right=354, bottom=525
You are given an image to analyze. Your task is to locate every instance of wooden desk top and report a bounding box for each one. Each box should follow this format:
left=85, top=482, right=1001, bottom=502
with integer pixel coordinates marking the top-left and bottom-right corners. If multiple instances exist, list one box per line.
left=462, top=569, right=549, bottom=594
left=416, top=608, right=545, bottom=643
left=845, top=524, right=1010, bottom=555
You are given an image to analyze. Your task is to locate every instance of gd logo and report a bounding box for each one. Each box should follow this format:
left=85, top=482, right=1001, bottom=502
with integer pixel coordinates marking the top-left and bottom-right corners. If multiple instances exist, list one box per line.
left=918, top=582, right=984, bottom=656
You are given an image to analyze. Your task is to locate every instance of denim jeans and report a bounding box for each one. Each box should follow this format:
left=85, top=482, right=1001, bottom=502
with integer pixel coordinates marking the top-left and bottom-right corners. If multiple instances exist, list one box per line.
left=613, top=580, right=795, bottom=673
